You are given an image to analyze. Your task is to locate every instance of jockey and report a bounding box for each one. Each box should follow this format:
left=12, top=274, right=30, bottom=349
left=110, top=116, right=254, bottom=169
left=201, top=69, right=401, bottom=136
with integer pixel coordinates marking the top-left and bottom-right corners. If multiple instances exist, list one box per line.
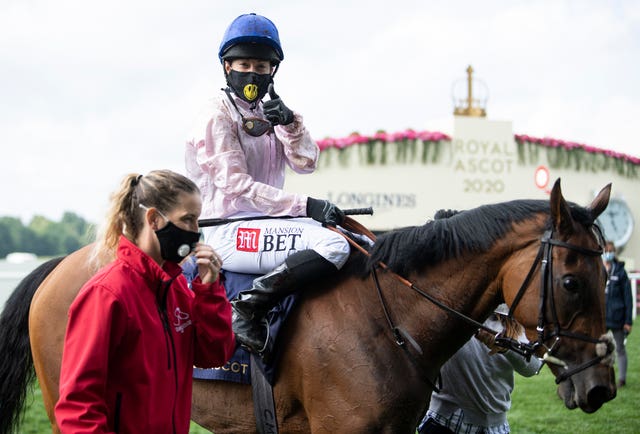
left=185, top=13, right=350, bottom=356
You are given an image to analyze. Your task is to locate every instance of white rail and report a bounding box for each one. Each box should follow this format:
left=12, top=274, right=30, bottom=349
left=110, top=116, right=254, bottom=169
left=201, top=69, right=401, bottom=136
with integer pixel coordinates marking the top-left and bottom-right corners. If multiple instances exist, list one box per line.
left=628, top=272, right=639, bottom=320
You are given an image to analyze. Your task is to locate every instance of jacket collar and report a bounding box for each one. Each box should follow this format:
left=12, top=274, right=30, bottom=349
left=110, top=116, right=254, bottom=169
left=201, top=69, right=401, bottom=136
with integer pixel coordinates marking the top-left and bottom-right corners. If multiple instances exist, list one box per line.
left=116, top=235, right=184, bottom=287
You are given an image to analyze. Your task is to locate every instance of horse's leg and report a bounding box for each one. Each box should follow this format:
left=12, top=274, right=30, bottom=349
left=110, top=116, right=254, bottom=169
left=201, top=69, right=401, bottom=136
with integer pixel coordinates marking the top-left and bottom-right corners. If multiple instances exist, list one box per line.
left=0, top=256, right=64, bottom=434
left=29, top=245, right=95, bottom=432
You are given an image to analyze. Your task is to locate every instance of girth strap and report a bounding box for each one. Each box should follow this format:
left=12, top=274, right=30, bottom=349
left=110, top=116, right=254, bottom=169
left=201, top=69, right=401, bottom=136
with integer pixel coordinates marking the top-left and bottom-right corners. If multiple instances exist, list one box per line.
left=250, top=353, right=279, bottom=434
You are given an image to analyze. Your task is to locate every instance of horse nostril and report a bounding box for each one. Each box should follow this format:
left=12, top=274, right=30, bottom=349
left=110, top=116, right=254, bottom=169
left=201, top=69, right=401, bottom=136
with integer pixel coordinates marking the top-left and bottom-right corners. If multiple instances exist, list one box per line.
left=586, top=385, right=610, bottom=412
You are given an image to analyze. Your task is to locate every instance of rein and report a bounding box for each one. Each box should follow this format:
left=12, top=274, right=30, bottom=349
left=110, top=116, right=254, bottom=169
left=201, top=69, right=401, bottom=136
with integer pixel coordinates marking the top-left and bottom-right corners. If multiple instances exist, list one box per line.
left=331, top=224, right=501, bottom=353
left=331, top=221, right=613, bottom=384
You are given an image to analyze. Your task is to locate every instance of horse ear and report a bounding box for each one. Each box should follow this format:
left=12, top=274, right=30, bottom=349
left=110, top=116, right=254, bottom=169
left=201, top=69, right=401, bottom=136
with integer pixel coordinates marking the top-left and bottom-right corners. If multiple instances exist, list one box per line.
left=550, top=178, right=574, bottom=234
left=587, top=183, right=612, bottom=220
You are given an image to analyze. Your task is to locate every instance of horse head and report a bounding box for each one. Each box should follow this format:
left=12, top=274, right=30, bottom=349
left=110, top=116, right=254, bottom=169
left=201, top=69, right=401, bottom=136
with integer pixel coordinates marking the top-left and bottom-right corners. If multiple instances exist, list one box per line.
left=505, top=179, right=615, bottom=413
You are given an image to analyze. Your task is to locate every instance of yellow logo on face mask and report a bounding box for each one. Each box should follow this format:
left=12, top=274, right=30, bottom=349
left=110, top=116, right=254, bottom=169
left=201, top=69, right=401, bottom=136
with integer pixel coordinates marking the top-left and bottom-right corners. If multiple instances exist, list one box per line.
left=243, top=84, right=259, bottom=101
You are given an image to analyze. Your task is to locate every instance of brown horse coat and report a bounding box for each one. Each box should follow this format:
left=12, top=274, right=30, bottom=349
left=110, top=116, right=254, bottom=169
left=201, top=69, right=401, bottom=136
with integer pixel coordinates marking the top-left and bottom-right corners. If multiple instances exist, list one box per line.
left=0, top=180, right=616, bottom=434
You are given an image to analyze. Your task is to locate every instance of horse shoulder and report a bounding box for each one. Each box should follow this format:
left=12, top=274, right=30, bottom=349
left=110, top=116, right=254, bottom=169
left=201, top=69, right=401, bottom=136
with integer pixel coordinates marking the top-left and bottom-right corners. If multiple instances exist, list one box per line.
left=276, top=276, right=389, bottom=425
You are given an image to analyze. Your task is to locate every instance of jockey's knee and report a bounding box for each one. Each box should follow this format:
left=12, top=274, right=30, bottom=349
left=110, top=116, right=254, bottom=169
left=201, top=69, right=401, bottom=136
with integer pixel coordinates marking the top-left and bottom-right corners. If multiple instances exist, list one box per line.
left=311, top=229, right=350, bottom=270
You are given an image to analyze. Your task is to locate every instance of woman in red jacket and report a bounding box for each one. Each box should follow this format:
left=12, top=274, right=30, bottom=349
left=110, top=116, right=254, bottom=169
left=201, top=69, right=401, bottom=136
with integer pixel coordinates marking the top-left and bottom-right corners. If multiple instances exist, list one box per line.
left=55, top=170, right=235, bottom=434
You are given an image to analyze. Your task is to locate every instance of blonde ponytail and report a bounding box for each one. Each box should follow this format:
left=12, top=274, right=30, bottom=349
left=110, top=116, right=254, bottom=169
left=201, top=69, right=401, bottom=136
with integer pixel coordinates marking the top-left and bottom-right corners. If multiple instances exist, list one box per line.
left=90, top=170, right=199, bottom=269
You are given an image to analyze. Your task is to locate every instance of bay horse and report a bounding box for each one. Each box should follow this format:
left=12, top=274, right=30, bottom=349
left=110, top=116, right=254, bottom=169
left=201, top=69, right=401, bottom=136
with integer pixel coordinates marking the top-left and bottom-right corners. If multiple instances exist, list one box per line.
left=0, top=180, right=616, bottom=433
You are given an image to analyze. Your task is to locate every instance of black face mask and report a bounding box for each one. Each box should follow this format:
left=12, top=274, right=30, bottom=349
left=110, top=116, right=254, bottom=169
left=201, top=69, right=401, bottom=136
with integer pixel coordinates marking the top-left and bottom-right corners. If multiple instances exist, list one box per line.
left=227, top=70, right=272, bottom=104
left=155, top=221, right=201, bottom=264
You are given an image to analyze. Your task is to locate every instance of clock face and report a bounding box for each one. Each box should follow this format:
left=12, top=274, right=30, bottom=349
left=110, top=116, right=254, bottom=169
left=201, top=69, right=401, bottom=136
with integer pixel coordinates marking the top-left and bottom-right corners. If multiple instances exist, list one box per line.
left=596, top=198, right=634, bottom=248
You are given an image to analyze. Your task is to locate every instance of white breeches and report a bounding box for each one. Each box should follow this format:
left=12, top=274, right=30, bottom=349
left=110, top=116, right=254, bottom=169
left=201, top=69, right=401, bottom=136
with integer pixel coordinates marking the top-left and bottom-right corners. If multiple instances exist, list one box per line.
left=203, top=218, right=350, bottom=274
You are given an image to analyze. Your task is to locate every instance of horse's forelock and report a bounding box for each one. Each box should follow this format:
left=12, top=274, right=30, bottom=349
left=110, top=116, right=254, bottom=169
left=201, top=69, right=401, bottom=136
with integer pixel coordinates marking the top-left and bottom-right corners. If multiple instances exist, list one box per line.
left=568, top=202, right=597, bottom=228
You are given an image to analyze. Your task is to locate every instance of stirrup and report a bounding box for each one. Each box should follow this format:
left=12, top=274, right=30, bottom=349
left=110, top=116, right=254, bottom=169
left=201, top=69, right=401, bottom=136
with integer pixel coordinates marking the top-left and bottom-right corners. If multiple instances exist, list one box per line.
left=237, top=318, right=271, bottom=355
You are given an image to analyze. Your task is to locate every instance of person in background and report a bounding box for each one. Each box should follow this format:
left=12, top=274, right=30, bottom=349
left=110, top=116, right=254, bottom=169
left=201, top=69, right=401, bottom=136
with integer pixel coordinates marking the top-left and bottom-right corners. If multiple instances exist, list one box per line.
left=55, top=170, right=235, bottom=434
left=418, top=305, right=543, bottom=434
left=603, top=240, right=633, bottom=387
left=185, top=13, right=349, bottom=357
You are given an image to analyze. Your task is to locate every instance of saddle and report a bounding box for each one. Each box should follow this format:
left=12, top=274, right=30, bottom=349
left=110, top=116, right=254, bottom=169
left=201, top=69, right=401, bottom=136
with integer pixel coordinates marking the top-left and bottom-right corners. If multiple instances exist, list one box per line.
left=190, top=268, right=296, bottom=385
left=187, top=217, right=376, bottom=385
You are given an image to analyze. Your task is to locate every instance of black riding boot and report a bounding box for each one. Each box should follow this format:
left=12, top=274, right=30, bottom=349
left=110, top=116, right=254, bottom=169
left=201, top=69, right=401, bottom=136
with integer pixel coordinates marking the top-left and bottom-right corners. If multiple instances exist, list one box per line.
left=231, top=250, right=336, bottom=355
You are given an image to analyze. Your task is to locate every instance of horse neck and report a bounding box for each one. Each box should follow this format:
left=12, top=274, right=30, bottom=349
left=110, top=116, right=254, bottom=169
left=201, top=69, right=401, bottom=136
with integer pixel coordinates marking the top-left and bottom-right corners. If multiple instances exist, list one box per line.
left=373, top=227, right=542, bottom=371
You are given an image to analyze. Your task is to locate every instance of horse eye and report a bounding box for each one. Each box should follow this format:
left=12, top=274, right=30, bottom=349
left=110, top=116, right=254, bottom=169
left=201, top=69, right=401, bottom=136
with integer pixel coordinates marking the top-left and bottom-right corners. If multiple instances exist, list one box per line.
left=562, top=276, right=580, bottom=292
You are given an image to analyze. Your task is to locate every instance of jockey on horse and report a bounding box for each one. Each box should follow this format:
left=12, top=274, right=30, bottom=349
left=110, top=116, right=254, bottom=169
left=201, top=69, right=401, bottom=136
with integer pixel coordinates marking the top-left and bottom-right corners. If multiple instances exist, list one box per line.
left=185, top=13, right=351, bottom=358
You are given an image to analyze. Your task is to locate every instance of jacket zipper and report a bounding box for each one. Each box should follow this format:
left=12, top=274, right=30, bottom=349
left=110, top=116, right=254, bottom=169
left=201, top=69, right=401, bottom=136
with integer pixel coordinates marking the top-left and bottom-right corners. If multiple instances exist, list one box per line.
left=156, top=278, right=179, bottom=434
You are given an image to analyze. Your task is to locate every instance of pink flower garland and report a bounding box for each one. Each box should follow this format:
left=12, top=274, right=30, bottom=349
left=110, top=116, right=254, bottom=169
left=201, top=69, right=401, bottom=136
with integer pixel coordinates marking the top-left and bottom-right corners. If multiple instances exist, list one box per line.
left=316, top=129, right=639, bottom=166
left=515, top=134, right=640, bottom=165
left=316, top=130, right=452, bottom=151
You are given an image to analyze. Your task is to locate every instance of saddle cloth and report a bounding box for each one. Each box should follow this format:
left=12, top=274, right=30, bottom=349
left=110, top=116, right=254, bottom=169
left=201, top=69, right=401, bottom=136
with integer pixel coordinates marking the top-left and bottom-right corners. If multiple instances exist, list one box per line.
left=185, top=217, right=375, bottom=385
left=182, top=259, right=297, bottom=385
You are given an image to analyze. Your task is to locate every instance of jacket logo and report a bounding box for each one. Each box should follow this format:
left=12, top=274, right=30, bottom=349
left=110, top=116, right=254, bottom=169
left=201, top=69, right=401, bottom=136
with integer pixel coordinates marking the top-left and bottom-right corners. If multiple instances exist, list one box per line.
left=236, top=228, right=261, bottom=252
left=174, top=307, right=192, bottom=333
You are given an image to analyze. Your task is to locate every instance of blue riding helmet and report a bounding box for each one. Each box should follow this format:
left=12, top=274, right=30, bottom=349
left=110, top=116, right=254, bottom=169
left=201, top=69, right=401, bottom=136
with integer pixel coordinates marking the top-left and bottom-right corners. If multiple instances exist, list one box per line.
left=218, top=13, right=284, bottom=64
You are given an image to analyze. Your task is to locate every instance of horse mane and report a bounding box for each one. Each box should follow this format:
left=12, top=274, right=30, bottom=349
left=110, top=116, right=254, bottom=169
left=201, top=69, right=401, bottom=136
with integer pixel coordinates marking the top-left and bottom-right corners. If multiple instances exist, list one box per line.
left=358, top=199, right=595, bottom=276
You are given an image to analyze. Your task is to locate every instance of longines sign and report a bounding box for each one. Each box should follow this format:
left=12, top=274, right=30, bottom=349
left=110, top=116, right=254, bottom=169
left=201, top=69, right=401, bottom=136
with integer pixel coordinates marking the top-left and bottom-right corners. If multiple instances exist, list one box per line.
left=327, top=192, right=417, bottom=209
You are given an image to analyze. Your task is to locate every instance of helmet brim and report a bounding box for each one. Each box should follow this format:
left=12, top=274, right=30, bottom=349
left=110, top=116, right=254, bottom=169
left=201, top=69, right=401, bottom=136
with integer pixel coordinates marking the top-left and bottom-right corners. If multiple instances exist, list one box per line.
left=221, top=43, right=281, bottom=64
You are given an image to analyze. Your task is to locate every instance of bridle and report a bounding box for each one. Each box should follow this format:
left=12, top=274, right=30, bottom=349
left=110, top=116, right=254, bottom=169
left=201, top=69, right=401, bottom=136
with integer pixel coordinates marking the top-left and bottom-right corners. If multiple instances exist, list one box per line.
left=506, top=228, right=614, bottom=383
left=332, top=220, right=614, bottom=385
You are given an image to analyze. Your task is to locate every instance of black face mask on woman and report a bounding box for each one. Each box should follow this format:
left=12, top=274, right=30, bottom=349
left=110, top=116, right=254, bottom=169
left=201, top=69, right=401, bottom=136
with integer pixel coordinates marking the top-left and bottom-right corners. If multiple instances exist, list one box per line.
left=155, top=221, right=201, bottom=263
left=227, top=70, right=272, bottom=104
left=140, top=205, right=201, bottom=263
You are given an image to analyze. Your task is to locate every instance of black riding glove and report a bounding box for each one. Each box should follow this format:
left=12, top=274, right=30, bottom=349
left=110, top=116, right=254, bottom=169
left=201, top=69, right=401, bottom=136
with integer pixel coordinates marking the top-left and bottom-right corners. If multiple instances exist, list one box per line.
left=306, top=198, right=345, bottom=227
left=263, top=83, right=294, bottom=126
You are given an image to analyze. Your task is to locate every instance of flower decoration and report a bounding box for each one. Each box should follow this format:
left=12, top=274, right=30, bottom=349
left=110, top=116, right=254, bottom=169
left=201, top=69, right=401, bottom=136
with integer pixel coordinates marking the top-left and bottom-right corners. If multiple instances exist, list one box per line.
left=515, top=134, right=639, bottom=178
left=315, top=129, right=638, bottom=177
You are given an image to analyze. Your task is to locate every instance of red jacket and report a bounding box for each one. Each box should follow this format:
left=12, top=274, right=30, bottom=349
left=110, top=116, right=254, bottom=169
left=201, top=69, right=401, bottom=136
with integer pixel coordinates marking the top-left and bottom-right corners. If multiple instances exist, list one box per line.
left=55, top=236, right=235, bottom=434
